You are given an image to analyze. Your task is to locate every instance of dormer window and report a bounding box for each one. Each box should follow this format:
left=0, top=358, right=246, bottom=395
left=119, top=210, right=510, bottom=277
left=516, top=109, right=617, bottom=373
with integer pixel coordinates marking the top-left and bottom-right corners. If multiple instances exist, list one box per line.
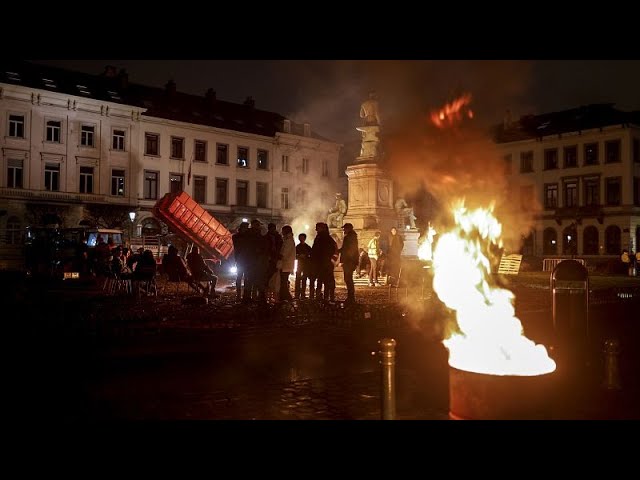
left=42, top=77, right=57, bottom=89
left=76, top=84, right=91, bottom=96
left=6, top=71, right=21, bottom=82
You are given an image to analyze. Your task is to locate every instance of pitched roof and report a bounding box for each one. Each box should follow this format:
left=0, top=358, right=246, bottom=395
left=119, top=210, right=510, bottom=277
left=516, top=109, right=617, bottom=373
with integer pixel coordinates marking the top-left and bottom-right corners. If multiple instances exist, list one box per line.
left=1, top=60, right=333, bottom=142
left=493, top=103, right=640, bottom=143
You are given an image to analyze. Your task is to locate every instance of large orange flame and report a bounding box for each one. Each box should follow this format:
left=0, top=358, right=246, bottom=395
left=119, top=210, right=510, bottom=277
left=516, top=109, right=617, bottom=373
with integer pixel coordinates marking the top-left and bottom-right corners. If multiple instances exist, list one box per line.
left=430, top=93, right=474, bottom=129
left=432, top=200, right=556, bottom=376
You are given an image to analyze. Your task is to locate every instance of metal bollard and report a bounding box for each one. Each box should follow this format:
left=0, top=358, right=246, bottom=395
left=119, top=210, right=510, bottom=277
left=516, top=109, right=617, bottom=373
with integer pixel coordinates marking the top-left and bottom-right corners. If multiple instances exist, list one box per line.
left=378, top=338, right=397, bottom=420
left=602, top=339, right=621, bottom=390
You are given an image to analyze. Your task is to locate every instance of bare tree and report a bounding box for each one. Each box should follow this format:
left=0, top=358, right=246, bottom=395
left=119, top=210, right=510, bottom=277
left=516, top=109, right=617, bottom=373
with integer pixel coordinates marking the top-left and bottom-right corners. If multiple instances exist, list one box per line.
left=84, top=204, right=131, bottom=229
left=24, top=203, right=70, bottom=226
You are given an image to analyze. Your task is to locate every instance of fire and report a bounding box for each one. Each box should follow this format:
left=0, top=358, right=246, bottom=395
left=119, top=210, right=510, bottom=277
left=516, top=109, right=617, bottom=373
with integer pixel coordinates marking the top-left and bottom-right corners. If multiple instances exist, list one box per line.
left=432, top=201, right=556, bottom=376
left=417, top=222, right=437, bottom=262
left=430, top=93, right=474, bottom=129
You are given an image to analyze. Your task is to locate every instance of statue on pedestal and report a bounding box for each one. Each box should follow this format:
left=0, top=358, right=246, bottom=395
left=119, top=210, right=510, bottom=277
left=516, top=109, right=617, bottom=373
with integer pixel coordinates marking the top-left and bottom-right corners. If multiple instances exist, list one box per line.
left=395, top=198, right=416, bottom=229
left=327, top=193, right=348, bottom=228
left=360, top=91, right=381, bottom=126
left=357, top=91, right=382, bottom=161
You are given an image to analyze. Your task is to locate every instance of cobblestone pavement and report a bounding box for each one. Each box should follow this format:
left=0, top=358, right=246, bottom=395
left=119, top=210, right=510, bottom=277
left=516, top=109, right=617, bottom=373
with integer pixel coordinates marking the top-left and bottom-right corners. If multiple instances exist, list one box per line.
left=9, top=274, right=640, bottom=420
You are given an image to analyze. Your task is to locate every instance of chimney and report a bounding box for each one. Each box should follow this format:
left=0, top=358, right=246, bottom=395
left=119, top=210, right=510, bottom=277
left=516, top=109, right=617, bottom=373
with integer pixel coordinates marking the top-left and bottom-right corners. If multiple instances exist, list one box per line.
left=205, top=88, right=217, bottom=104
left=103, top=65, right=118, bottom=78
left=303, top=122, right=311, bottom=137
left=244, top=96, right=255, bottom=108
left=283, top=119, right=291, bottom=133
left=118, top=69, right=128, bottom=89
left=165, top=79, right=177, bottom=95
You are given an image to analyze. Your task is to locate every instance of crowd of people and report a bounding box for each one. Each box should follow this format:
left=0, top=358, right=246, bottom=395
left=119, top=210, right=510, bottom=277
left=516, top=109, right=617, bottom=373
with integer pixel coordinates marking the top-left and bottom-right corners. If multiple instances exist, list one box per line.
left=231, top=219, right=405, bottom=304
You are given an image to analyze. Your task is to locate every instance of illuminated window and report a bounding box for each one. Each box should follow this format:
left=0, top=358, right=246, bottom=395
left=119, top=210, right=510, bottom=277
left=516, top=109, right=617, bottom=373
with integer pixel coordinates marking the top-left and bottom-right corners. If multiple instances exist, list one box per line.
left=111, top=169, right=125, bottom=196
left=170, top=173, right=183, bottom=193
left=237, top=147, right=249, bottom=168
left=257, top=149, right=268, bottom=170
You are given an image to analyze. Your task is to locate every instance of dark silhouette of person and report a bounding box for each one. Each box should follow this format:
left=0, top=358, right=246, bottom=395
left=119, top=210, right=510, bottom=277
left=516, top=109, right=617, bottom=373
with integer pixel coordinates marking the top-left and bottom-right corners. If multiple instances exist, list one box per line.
left=186, top=245, right=218, bottom=296
left=339, top=222, right=359, bottom=303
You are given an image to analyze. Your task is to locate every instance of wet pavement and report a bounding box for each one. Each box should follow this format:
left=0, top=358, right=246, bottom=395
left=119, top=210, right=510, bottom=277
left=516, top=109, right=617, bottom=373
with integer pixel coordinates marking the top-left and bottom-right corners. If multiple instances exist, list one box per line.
left=7, top=272, right=640, bottom=421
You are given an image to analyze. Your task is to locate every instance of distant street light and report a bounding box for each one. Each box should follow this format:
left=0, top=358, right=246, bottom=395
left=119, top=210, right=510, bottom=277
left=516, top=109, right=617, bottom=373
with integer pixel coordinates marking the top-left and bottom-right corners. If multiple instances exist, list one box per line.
left=129, top=211, right=136, bottom=244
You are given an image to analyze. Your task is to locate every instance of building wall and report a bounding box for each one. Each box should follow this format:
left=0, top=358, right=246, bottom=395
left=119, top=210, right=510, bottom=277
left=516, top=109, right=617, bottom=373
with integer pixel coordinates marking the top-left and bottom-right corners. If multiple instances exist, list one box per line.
left=0, top=82, right=341, bottom=246
left=496, top=124, right=640, bottom=256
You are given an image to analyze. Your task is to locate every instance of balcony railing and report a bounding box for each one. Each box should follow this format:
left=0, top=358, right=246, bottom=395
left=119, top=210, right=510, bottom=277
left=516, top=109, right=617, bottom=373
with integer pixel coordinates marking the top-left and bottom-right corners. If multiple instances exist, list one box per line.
left=0, top=187, right=131, bottom=205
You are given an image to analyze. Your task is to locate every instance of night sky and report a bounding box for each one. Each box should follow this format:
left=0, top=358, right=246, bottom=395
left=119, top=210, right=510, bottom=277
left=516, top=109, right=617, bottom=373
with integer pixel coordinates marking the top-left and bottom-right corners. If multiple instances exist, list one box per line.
left=33, top=60, right=640, bottom=146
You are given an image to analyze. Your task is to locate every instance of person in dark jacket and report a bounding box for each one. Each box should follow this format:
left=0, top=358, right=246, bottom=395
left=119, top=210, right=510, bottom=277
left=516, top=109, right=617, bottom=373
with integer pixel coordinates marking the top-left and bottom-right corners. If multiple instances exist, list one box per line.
left=386, top=227, right=404, bottom=287
left=232, top=222, right=251, bottom=301
left=186, top=245, right=218, bottom=296
left=339, top=223, right=359, bottom=303
left=295, top=232, right=312, bottom=299
left=311, top=222, right=337, bottom=302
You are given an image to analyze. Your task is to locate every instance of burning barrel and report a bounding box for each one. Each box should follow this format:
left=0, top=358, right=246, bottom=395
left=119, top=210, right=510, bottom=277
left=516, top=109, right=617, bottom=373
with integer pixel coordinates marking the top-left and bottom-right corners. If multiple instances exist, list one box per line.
left=449, top=367, right=555, bottom=420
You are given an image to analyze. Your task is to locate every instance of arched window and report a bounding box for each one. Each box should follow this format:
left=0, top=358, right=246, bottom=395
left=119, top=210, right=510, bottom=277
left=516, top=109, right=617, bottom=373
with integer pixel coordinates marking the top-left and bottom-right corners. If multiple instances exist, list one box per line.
left=141, top=217, right=161, bottom=236
left=583, top=226, right=599, bottom=255
left=520, top=231, right=535, bottom=255
left=543, top=228, right=557, bottom=255
left=6, top=216, right=21, bottom=245
left=605, top=225, right=621, bottom=255
left=562, top=224, right=578, bottom=255
left=79, top=219, right=92, bottom=227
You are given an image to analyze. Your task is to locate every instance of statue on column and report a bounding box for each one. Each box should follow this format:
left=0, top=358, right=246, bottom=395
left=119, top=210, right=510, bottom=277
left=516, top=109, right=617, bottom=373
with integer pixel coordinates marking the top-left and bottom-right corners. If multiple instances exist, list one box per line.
left=360, top=91, right=381, bottom=126
left=357, top=91, right=382, bottom=161
left=327, top=193, right=348, bottom=228
left=395, top=198, right=416, bottom=229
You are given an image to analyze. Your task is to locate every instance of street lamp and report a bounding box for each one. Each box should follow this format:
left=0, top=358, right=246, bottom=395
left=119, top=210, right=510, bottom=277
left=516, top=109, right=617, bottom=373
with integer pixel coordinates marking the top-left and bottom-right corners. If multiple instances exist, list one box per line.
left=129, top=211, right=136, bottom=245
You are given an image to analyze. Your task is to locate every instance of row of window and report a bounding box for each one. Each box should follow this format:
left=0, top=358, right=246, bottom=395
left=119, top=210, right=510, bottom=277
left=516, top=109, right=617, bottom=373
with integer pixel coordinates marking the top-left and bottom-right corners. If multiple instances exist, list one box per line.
left=7, top=159, right=126, bottom=196
left=5, top=159, right=318, bottom=208
left=505, top=138, right=640, bottom=174
left=6, top=116, right=329, bottom=176
left=525, top=176, right=640, bottom=210
left=537, top=225, right=634, bottom=256
left=8, top=114, right=126, bottom=150
left=146, top=173, right=315, bottom=210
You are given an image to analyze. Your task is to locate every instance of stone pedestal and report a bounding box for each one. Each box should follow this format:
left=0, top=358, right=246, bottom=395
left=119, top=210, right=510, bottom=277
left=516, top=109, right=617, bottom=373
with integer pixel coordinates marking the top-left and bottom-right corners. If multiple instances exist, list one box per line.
left=343, top=161, right=397, bottom=250
left=401, top=228, right=420, bottom=258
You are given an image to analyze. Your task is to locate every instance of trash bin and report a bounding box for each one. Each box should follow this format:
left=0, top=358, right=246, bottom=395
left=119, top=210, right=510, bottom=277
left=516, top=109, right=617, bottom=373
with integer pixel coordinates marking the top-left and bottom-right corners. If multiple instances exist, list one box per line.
left=550, top=260, right=589, bottom=373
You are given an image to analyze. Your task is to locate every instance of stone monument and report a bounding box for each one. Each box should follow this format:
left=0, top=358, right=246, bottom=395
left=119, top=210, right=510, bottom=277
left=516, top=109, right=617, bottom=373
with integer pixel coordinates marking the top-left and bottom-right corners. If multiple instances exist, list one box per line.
left=341, top=91, right=418, bottom=256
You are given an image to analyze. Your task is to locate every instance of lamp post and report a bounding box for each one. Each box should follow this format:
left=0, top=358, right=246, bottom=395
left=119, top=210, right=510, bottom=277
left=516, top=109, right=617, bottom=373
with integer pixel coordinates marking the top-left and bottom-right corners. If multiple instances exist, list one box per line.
left=129, top=211, right=136, bottom=246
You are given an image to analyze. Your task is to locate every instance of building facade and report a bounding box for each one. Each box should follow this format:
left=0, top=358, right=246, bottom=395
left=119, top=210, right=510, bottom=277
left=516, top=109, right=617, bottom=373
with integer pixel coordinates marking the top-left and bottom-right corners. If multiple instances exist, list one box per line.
left=494, top=104, right=640, bottom=258
left=0, top=61, right=341, bottom=266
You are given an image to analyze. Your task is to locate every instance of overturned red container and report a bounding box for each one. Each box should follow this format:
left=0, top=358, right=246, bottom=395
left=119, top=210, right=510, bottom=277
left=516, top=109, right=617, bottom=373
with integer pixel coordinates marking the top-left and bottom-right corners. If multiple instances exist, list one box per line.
left=449, top=366, right=555, bottom=420
left=153, top=191, right=234, bottom=261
